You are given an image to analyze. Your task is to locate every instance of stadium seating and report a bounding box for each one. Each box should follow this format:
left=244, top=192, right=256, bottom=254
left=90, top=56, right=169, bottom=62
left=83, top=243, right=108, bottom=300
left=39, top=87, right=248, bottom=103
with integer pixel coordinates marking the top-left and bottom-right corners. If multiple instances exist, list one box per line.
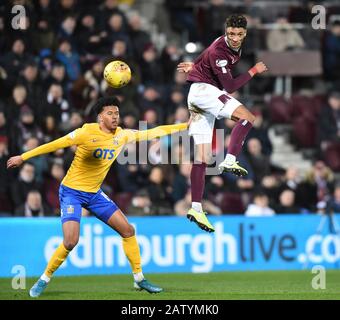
left=113, top=192, right=133, bottom=213
left=324, top=142, right=340, bottom=172
left=268, top=96, right=293, bottom=123
left=219, top=192, right=245, bottom=214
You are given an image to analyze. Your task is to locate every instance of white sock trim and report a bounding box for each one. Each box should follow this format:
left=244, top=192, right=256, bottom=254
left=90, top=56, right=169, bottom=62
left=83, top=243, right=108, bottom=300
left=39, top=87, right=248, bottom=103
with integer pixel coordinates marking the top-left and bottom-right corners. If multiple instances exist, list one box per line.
left=192, top=202, right=203, bottom=213
left=40, top=273, right=50, bottom=283
left=133, top=272, right=144, bottom=282
left=225, top=153, right=236, bottom=164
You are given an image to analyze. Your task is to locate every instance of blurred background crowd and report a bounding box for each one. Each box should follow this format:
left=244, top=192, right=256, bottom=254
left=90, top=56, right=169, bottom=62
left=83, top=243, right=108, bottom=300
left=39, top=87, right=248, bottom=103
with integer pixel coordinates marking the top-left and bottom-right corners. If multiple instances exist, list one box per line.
left=0, top=0, right=340, bottom=218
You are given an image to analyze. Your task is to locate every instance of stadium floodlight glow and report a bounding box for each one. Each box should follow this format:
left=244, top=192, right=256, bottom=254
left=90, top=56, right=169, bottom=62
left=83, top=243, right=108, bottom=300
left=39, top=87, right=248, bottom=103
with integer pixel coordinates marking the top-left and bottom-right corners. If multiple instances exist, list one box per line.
left=185, top=42, right=197, bottom=53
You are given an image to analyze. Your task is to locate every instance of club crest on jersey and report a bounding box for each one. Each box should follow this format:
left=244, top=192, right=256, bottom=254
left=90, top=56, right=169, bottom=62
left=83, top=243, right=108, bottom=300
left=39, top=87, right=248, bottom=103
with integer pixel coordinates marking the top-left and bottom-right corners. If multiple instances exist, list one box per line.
left=113, top=138, right=119, bottom=146
left=216, top=59, right=228, bottom=67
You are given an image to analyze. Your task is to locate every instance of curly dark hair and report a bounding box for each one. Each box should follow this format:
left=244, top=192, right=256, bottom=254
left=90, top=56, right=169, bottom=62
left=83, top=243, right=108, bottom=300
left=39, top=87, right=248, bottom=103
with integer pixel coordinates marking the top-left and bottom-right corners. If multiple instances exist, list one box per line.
left=225, top=14, right=247, bottom=29
left=92, top=96, right=120, bottom=115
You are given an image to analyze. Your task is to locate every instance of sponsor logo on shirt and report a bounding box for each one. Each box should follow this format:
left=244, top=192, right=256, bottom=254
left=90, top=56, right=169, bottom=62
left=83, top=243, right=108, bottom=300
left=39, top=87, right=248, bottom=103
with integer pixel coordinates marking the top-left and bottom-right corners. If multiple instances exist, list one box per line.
left=216, top=59, right=228, bottom=67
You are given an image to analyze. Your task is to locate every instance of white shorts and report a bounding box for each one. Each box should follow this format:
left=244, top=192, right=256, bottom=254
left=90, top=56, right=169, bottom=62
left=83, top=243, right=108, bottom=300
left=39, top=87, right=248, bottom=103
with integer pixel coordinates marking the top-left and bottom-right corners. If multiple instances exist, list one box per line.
left=187, top=82, right=242, bottom=145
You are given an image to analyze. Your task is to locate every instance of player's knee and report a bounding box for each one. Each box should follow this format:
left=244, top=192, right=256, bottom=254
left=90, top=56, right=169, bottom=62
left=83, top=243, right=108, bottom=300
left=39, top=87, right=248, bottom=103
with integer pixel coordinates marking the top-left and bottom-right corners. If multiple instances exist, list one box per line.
left=122, top=224, right=135, bottom=238
left=63, top=238, right=78, bottom=251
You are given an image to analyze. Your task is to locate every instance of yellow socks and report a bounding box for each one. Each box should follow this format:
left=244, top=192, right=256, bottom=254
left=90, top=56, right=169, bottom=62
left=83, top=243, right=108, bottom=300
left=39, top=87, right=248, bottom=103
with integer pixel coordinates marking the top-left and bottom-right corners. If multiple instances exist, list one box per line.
left=122, top=235, right=142, bottom=274
left=44, top=243, right=70, bottom=278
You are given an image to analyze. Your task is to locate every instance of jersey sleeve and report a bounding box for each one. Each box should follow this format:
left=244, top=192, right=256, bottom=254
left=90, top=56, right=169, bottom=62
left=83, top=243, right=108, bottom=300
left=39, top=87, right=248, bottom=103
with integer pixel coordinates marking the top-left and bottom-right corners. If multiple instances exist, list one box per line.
left=209, top=48, right=252, bottom=93
left=21, top=127, right=87, bottom=161
left=122, top=123, right=188, bottom=144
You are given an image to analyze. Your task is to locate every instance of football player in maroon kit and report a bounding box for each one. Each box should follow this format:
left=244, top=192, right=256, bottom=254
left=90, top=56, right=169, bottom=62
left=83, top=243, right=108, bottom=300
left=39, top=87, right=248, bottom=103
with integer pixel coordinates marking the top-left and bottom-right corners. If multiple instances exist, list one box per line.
left=177, top=14, right=268, bottom=233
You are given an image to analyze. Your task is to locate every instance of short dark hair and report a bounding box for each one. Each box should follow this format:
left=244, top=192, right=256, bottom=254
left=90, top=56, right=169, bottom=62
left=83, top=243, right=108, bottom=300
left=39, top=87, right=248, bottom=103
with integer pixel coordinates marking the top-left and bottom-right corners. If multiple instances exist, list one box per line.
left=225, top=14, right=247, bottom=29
left=93, top=96, right=120, bottom=115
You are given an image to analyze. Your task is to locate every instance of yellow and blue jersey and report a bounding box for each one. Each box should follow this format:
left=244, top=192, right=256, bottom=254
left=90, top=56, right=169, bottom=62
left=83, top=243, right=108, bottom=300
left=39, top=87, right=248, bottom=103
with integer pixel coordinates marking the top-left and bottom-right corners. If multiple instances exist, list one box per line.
left=21, top=122, right=188, bottom=193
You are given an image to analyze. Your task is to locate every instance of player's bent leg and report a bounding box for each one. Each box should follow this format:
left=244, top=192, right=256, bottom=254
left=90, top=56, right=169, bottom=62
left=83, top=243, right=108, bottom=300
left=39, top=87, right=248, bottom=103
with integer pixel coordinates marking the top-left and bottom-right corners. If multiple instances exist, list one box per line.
left=106, top=210, right=163, bottom=293
left=218, top=105, right=254, bottom=177
left=30, top=221, right=80, bottom=298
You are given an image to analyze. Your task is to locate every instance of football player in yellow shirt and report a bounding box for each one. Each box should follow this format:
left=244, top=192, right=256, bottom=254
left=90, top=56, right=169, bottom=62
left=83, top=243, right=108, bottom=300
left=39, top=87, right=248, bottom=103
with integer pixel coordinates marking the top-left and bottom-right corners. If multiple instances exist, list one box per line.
left=7, top=96, right=189, bottom=297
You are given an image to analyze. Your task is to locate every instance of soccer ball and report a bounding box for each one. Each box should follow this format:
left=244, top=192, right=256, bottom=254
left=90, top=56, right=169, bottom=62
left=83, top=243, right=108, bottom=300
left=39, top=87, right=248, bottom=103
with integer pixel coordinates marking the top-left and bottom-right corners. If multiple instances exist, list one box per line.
left=103, top=60, right=131, bottom=88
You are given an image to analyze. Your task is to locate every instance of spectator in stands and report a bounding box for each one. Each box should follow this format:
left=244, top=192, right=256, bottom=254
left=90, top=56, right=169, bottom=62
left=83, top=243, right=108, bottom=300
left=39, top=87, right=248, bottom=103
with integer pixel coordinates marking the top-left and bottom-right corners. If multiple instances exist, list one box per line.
left=0, top=135, right=11, bottom=213
left=44, top=162, right=65, bottom=214
left=171, top=163, right=191, bottom=203
left=122, top=113, right=138, bottom=130
left=246, top=109, right=273, bottom=156
left=175, top=189, right=222, bottom=216
left=18, top=62, right=44, bottom=110
left=143, top=109, right=159, bottom=128
left=318, top=91, right=340, bottom=150
left=245, top=191, right=275, bottom=217
left=56, top=39, right=81, bottom=82
left=274, top=189, right=301, bottom=214
left=266, top=15, right=305, bottom=52
left=245, top=137, right=271, bottom=184
left=60, top=110, right=84, bottom=134
left=205, top=175, right=225, bottom=203
left=6, top=84, right=31, bottom=123
left=128, top=11, right=151, bottom=60
left=304, top=160, right=335, bottom=207
left=1, top=38, right=34, bottom=88
left=139, top=86, right=164, bottom=121
left=41, top=115, right=58, bottom=143
left=115, top=144, right=149, bottom=193
left=260, top=174, right=281, bottom=207
left=10, top=162, right=41, bottom=208
left=22, top=137, right=48, bottom=184
left=201, top=0, right=231, bottom=46
left=55, top=0, right=78, bottom=25
left=41, top=83, right=71, bottom=126
left=139, top=44, right=164, bottom=86
left=146, top=166, right=173, bottom=215
left=10, top=107, right=44, bottom=155
left=161, top=43, right=183, bottom=84
left=45, top=62, right=69, bottom=93
left=14, top=190, right=52, bottom=217
left=32, top=17, right=56, bottom=53
left=323, top=20, right=340, bottom=82
left=126, top=189, right=153, bottom=216
left=76, top=12, right=101, bottom=55
left=0, top=109, right=8, bottom=137
left=327, top=183, right=340, bottom=213
left=97, top=0, right=128, bottom=32
left=165, top=89, right=186, bottom=118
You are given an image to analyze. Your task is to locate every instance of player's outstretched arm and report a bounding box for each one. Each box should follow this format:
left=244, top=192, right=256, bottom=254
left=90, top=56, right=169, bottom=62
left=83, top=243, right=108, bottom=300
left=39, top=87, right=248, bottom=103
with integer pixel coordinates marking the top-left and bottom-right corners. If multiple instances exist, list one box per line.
left=125, top=121, right=190, bottom=143
left=7, top=128, right=85, bottom=169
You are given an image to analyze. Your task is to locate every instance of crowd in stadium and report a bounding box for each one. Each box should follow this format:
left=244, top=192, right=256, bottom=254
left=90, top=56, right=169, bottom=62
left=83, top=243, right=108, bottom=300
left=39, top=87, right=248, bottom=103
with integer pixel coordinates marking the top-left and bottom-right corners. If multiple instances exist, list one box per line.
left=0, top=0, right=340, bottom=217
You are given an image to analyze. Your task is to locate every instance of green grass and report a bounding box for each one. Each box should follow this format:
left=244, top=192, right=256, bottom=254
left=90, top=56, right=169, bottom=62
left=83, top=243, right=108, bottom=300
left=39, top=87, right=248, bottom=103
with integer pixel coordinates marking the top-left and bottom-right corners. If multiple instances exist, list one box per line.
left=1, top=271, right=340, bottom=300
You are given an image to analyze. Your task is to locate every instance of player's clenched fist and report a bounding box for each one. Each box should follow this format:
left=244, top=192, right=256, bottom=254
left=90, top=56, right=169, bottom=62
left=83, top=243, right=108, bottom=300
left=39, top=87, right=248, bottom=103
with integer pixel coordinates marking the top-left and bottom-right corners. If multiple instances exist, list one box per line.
left=254, top=61, right=268, bottom=74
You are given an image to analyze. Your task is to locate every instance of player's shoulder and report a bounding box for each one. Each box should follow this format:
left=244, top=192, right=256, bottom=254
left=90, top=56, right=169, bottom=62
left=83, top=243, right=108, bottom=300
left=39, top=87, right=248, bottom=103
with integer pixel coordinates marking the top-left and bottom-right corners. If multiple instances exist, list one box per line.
left=81, top=123, right=99, bottom=130
left=210, top=36, right=228, bottom=56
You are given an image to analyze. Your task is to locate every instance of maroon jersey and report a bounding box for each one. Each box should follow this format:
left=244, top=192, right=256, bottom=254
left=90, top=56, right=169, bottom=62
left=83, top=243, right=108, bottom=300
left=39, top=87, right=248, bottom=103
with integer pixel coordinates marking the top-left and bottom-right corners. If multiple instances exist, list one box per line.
left=187, top=36, right=252, bottom=93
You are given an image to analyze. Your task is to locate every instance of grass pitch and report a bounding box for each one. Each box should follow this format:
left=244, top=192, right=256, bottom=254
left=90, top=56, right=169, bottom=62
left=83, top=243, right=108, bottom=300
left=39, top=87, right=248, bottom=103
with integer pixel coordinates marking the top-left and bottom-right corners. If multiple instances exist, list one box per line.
left=1, top=270, right=340, bottom=300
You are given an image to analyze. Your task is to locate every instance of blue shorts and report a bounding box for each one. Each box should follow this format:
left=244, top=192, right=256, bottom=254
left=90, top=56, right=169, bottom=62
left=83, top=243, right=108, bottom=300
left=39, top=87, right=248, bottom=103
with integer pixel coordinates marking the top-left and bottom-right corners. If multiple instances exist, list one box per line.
left=59, top=185, right=119, bottom=224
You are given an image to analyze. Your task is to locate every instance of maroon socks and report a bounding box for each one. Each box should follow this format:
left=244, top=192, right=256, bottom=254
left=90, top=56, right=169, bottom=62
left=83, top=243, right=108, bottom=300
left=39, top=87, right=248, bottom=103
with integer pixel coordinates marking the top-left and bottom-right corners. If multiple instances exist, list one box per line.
left=228, top=119, right=253, bottom=157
